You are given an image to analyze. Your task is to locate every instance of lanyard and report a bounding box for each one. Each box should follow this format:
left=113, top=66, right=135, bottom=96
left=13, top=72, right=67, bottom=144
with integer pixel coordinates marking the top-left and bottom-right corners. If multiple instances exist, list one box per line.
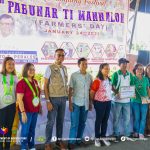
left=24, top=78, right=39, bottom=98
left=3, top=74, right=14, bottom=95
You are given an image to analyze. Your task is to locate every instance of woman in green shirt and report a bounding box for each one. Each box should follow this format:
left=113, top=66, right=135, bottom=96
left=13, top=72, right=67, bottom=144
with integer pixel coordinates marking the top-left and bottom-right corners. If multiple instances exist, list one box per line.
left=145, top=64, right=150, bottom=136
left=131, top=63, right=149, bottom=139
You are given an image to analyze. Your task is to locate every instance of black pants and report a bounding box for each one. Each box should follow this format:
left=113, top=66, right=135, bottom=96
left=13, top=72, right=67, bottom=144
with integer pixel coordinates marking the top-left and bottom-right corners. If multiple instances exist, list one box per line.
left=0, top=103, right=16, bottom=150
left=94, top=101, right=111, bottom=138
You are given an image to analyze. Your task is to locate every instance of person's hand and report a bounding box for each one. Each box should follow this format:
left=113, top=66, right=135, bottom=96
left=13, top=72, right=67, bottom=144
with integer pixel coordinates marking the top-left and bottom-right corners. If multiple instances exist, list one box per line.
left=47, top=102, right=53, bottom=111
left=115, top=93, right=120, bottom=99
left=21, top=112, right=27, bottom=123
left=89, top=103, right=92, bottom=111
left=132, top=94, right=136, bottom=98
left=69, top=102, right=73, bottom=112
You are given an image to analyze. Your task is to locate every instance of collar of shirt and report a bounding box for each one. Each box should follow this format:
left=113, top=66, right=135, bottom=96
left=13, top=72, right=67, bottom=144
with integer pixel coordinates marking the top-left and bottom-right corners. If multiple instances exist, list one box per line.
left=118, top=70, right=129, bottom=76
left=77, top=70, right=88, bottom=76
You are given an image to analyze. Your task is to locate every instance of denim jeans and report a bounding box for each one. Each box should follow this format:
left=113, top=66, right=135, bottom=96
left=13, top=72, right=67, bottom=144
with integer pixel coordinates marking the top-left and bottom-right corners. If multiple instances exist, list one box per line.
left=19, top=112, right=38, bottom=150
left=132, top=102, right=148, bottom=134
left=113, top=102, right=131, bottom=136
left=94, top=100, right=111, bottom=138
left=69, top=103, right=88, bottom=144
left=45, top=97, right=67, bottom=144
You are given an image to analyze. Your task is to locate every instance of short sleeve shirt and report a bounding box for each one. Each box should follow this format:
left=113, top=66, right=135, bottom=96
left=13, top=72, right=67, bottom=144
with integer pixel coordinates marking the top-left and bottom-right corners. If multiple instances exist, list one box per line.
left=16, top=79, right=40, bottom=112
left=69, top=71, right=93, bottom=110
left=131, top=76, right=149, bottom=103
left=91, top=78, right=112, bottom=101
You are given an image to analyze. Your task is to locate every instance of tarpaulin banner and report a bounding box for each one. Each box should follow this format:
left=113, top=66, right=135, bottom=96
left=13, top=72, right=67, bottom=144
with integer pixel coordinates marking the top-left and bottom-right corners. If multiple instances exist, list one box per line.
left=0, top=0, right=129, bottom=65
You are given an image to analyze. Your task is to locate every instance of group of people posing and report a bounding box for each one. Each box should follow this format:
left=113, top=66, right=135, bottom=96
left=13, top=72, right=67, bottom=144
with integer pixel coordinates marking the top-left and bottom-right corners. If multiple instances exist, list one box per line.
left=0, top=48, right=150, bottom=150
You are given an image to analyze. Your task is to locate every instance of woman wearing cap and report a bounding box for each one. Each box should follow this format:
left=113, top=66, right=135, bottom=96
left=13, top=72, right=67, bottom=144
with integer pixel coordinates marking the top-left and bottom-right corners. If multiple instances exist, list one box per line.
left=111, top=58, right=134, bottom=141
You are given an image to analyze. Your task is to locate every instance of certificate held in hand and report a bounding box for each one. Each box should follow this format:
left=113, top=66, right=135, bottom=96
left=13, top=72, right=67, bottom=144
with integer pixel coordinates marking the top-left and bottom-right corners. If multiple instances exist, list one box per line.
left=120, top=86, right=135, bottom=99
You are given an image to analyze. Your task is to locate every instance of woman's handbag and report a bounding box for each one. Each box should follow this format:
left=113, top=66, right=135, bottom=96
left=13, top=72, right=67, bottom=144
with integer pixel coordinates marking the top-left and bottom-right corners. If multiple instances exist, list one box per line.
left=136, top=88, right=150, bottom=104
left=141, top=96, right=150, bottom=104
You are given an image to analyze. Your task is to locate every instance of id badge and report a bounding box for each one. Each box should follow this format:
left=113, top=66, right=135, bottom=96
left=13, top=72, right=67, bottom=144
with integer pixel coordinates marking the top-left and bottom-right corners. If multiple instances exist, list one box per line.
left=2, top=94, right=13, bottom=104
left=32, top=97, right=40, bottom=107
